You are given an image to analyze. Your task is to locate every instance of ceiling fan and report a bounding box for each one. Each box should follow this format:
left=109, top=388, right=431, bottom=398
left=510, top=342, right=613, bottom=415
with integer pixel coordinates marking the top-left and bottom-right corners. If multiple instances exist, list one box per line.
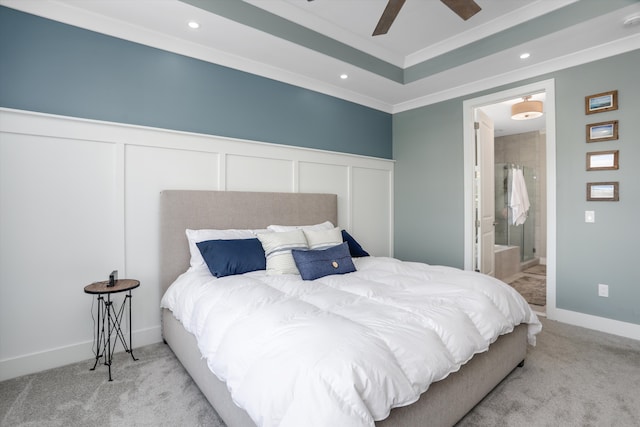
left=307, top=0, right=482, bottom=36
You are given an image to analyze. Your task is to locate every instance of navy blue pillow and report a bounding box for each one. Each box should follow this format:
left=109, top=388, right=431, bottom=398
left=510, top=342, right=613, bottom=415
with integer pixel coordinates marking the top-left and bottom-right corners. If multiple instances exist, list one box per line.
left=196, top=238, right=266, bottom=278
left=291, top=242, right=356, bottom=281
left=341, top=230, right=370, bottom=257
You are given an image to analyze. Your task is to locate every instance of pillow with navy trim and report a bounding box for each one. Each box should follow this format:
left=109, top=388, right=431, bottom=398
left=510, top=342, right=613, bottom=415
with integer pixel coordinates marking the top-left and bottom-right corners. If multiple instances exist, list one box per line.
left=257, top=229, right=308, bottom=275
left=292, top=242, right=356, bottom=281
left=341, top=230, right=370, bottom=257
left=196, top=238, right=266, bottom=278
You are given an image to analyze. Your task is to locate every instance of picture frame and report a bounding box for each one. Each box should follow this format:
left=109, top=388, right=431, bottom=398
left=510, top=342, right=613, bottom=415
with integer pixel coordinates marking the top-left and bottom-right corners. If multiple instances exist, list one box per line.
left=586, top=150, right=618, bottom=171
left=586, top=120, right=618, bottom=142
left=585, top=90, right=618, bottom=115
left=587, top=182, right=619, bottom=201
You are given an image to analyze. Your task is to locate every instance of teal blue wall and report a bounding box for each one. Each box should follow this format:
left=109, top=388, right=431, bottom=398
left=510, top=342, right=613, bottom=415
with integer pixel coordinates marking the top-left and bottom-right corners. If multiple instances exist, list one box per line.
left=0, top=6, right=391, bottom=159
left=394, top=49, right=640, bottom=325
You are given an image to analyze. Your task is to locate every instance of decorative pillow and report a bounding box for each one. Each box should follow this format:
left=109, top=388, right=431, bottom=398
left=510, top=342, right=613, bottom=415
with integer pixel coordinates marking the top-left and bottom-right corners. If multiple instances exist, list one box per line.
left=257, top=229, right=308, bottom=275
left=304, top=227, right=343, bottom=250
left=186, top=229, right=262, bottom=268
left=292, top=242, right=356, bottom=281
left=341, top=230, right=370, bottom=257
left=267, top=221, right=334, bottom=233
left=196, top=238, right=266, bottom=278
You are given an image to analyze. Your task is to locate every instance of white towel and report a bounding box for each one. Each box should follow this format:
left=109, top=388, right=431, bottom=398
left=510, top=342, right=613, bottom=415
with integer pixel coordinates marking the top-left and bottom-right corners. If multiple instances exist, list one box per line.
left=510, top=168, right=530, bottom=226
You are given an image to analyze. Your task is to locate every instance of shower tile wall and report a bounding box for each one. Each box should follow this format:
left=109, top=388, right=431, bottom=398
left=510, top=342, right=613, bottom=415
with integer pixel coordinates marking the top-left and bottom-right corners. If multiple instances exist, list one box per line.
left=495, top=130, right=546, bottom=260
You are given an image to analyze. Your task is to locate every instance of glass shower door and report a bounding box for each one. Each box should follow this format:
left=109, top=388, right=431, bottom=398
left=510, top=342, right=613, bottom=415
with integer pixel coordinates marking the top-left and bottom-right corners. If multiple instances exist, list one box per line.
left=521, top=167, right=536, bottom=261
left=493, top=164, right=536, bottom=262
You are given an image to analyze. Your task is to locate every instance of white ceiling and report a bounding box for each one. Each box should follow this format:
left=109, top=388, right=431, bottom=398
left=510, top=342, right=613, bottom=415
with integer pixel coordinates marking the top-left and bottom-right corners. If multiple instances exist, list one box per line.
left=245, top=0, right=545, bottom=67
left=3, top=0, right=640, bottom=135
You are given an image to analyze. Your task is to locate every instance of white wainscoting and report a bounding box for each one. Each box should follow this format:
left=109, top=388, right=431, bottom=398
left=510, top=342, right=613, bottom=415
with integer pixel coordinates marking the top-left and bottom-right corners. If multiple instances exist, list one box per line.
left=0, top=108, right=394, bottom=380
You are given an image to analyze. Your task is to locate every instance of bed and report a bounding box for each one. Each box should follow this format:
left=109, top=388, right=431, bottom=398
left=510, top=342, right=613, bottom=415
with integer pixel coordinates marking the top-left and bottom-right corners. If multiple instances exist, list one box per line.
left=159, top=190, right=541, bottom=427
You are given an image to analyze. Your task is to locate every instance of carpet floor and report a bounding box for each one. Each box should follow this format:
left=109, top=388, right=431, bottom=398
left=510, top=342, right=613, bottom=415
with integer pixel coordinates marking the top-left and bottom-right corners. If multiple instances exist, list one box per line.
left=0, top=344, right=225, bottom=427
left=2, top=318, right=639, bottom=426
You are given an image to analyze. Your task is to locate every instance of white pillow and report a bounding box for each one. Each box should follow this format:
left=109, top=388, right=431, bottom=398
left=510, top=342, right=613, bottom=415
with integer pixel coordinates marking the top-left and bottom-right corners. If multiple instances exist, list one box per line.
left=257, top=229, right=308, bottom=275
left=304, top=227, right=343, bottom=250
left=185, top=229, right=267, bottom=268
left=267, top=221, right=334, bottom=233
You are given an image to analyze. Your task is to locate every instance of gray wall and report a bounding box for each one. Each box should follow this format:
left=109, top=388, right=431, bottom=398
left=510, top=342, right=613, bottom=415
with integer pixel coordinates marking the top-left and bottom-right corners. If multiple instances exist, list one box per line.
left=394, top=49, right=640, bottom=325
left=393, top=100, right=464, bottom=266
left=0, top=6, right=391, bottom=159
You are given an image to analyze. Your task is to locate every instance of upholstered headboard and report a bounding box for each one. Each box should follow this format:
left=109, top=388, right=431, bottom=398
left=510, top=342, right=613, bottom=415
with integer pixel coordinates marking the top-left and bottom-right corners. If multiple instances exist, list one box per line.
left=159, top=190, right=338, bottom=295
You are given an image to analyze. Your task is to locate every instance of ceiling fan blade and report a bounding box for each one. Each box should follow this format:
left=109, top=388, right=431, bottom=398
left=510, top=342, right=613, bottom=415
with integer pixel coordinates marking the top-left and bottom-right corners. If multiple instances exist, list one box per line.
left=440, top=0, right=481, bottom=21
left=373, top=0, right=406, bottom=36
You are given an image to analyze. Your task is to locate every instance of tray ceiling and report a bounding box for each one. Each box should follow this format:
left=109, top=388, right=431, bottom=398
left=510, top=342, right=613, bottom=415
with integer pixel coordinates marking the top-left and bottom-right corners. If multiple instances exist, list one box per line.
left=3, top=0, right=640, bottom=118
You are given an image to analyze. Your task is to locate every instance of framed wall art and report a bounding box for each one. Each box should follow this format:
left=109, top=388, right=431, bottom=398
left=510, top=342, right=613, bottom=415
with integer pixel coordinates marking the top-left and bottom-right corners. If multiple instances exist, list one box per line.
left=586, top=120, right=618, bottom=142
left=586, top=150, right=618, bottom=171
left=585, top=90, right=618, bottom=115
left=586, top=182, right=619, bottom=201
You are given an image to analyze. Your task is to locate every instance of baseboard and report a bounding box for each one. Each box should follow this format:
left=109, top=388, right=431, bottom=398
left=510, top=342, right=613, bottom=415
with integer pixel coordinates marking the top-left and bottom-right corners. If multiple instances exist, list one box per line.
left=0, top=326, right=162, bottom=382
left=554, top=309, right=640, bottom=341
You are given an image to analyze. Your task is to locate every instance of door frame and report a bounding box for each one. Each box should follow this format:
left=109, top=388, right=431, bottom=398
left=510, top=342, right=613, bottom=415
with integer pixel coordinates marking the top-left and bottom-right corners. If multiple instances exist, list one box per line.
left=462, top=79, right=557, bottom=319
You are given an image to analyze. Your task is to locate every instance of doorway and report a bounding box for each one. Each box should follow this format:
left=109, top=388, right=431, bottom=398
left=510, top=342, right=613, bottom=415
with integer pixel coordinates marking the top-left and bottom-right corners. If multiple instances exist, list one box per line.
left=463, top=80, right=557, bottom=320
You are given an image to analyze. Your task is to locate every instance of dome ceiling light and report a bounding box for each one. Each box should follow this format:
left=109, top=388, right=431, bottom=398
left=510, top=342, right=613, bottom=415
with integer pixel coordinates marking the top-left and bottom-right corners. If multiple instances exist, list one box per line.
left=511, top=95, right=543, bottom=120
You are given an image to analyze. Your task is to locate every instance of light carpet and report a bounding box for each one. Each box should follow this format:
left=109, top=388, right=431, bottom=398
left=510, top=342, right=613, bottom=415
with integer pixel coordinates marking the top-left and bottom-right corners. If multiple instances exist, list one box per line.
left=457, top=318, right=640, bottom=426
left=2, top=318, right=639, bottom=426
left=0, top=344, right=224, bottom=427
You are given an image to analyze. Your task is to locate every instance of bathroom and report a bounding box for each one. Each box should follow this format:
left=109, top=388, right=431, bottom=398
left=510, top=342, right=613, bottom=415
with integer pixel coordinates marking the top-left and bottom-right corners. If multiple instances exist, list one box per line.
left=493, top=130, right=546, bottom=281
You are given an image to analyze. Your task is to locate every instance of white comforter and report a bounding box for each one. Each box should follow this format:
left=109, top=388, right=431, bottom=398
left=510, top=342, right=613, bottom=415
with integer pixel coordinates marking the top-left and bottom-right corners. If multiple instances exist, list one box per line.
left=161, top=257, right=541, bottom=427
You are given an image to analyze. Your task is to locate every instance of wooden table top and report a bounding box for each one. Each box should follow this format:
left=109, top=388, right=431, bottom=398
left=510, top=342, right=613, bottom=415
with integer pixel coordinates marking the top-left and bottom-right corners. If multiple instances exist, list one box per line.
left=84, top=279, right=140, bottom=294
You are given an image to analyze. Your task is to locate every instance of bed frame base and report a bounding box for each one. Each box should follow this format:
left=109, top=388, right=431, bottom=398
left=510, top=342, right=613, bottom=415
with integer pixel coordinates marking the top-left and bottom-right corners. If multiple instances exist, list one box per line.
left=163, top=308, right=527, bottom=427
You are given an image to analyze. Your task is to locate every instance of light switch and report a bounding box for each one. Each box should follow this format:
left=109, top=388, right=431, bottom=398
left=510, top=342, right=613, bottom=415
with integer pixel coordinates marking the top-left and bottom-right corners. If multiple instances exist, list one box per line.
left=585, top=210, right=595, bottom=223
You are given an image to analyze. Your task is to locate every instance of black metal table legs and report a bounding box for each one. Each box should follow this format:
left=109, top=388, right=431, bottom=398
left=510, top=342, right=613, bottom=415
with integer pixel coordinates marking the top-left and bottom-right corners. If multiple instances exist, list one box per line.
left=90, top=290, right=138, bottom=381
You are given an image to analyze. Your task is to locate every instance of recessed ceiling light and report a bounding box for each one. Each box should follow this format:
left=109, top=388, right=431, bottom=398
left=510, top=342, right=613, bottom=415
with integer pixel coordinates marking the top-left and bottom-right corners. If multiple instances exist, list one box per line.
left=519, top=53, right=531, bottom=60
left=188, top=21, right=200, bottom=29
left=340, top=74, right=348, bottom=80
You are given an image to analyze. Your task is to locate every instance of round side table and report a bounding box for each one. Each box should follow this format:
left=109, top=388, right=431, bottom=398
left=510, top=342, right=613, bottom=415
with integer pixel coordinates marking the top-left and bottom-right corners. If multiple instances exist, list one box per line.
left=84, top=279, right=140, bottom=381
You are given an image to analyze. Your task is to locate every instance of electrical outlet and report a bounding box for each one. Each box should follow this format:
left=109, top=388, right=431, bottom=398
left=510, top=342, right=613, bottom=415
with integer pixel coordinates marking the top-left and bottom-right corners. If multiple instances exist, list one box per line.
left=598, top=283, right=609, bottom=297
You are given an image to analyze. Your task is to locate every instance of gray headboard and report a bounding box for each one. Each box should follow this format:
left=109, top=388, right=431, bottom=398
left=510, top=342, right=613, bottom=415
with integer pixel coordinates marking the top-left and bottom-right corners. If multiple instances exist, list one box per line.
left=159, top=190, right=338, bottom=295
